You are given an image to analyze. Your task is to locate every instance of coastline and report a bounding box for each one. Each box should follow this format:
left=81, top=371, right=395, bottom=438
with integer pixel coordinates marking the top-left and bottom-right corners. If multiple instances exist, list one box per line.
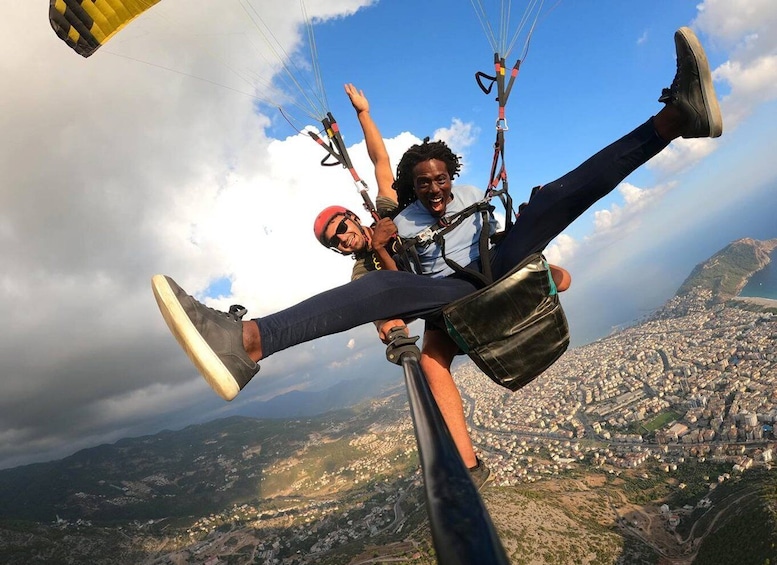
left=734, top=240, right=777, bottom=298
left=731, top=296, right=777, bottom=307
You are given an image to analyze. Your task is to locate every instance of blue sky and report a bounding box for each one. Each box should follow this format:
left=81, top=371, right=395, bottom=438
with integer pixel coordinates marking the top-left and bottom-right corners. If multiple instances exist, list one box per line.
left=0, top=0, right=776, bottom=469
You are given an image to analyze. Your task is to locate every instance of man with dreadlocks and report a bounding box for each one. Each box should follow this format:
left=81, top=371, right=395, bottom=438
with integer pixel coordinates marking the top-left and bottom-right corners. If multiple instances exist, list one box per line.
left=392, top=140, right=485, bottom=277
left=153, top=27, right=722, bottom=476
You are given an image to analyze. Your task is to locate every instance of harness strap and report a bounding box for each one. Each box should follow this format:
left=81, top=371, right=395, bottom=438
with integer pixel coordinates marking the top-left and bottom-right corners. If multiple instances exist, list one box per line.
left=396, top=200, right=495, bottom=287
left=494, top=55, right=521, bottom=130
left=435, top=206, right=494, bottom=288
left=414, top=200, right=493, bottom=244
left=476, top=53, right=521, bottom=229
left=308, top=113, right=380, bottom=222
left=396, top=180, right=545, bottom=284
left=485, top=130, right=514, bottom=231
left=394, top=238, right=424, bottom=275
left=476, top=55, right=521, bottom=130
left=396, top=54, right=526, bottom=284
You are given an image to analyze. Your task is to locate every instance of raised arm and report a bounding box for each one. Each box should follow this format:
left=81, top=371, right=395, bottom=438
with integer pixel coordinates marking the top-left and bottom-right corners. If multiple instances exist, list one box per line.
left=344, top=83, right=396, bottom=202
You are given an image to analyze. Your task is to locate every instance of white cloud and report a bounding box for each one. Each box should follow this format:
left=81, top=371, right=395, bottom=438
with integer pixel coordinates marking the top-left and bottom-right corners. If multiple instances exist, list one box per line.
left=328, top=351, right=366, bottom=370
left=649, top=137, right=718, bottom=176
left=590, top=181, right=675, bottom=239
left=433, top=118, right=479, bottom=154
left=2, top=0, right=775, bottom=471
left=712, top=55, right=777, bottom=128
left=433, top=118, right=480, bottom=173
left=0, top=1, right=377, bottom=469
left=544, top=180, right=677, bottom=267
left=543, top=234, right=578, bottom=266
left=642, top=1, right=777, bottom=177
left=544, top=177, right=676, bottom=267
left=694, top=0, right=777, bottom=55
left=691, top=0, right=777, bottom=131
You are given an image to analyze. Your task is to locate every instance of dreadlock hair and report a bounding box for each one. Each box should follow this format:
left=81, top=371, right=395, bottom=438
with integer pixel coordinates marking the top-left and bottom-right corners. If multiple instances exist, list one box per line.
left=393, top=137, right=462, bottom=212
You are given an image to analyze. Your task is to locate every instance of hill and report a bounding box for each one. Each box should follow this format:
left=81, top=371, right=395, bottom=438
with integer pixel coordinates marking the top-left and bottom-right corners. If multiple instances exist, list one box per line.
left=676, top=237, right=777, bottom=301
left=235, top=373, right=399, bottom=419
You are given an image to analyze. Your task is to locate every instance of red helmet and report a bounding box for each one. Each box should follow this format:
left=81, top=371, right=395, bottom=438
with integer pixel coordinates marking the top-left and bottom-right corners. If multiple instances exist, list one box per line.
left=313, top=205, right=351, bottom=246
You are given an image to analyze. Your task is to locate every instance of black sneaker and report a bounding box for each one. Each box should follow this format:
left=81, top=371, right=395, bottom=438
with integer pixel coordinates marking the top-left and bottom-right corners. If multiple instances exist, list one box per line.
left=659, top=27, right=723, bottom=139
left=469, top=457, right=492, bottom=491
left=151, top=275, right=259, bottom=401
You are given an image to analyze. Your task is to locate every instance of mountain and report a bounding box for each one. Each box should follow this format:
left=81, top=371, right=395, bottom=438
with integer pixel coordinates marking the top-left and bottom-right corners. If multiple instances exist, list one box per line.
left=0, top=382, right=417, bottom=524
left=676, top=237, right=777, bottom=300
left=236, top=373, right=399, bottom=419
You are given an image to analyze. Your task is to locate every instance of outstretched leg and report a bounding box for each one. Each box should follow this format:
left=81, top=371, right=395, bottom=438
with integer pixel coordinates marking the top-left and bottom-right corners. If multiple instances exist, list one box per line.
left=490, top=26, right=722, bottom=278
left=152, top=270, right=478, bottom=400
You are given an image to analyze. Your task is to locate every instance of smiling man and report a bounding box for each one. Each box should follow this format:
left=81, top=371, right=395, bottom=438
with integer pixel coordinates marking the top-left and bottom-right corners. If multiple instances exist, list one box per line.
left=313, top=205, right=399, bottom=279
left=392, top=149, right=498, bottom=279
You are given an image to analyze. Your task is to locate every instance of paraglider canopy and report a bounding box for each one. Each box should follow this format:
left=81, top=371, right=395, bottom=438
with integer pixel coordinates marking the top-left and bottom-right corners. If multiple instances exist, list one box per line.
left=49, top=0, right=163, bottom=58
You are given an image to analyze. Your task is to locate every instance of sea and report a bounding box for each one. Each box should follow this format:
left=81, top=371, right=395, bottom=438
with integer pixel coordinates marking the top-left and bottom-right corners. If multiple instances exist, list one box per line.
left=739, top=249, right=777, bottom=300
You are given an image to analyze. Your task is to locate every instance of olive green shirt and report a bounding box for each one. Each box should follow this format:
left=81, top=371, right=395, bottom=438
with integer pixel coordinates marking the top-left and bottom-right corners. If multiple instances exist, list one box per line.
left=350, top=196, right=399, bottom=281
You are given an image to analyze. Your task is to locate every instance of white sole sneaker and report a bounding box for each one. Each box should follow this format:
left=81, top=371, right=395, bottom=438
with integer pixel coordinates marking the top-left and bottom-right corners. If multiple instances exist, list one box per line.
left=677, top=27, right=723, bottom=138
left=152, top=274, right=244, bottom=401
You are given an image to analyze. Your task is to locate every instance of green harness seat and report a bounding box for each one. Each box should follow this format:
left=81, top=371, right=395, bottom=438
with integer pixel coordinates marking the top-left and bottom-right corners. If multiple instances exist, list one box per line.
left=442, top=252, right=569, bottom=391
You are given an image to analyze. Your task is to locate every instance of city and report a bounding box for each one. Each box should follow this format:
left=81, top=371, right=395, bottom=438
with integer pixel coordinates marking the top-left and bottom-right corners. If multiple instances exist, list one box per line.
left=461, top=289, right=776, bottom=487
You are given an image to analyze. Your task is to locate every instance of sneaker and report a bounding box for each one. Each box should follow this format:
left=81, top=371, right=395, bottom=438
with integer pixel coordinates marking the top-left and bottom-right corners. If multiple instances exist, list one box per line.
left=151, top=275, right=259, bottom=401
left=469, top=457, right=492, bottom=491
left=659, top=27, right=723, bottom=138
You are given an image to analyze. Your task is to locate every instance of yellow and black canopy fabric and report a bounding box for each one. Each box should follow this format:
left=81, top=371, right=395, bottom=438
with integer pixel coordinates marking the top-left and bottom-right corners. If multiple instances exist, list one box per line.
left=49, top=0, right=162, bottom=58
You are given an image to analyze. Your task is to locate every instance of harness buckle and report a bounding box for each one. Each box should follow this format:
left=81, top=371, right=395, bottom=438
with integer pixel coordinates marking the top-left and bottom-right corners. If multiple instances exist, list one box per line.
left=415, top=226, right=436, bottom=245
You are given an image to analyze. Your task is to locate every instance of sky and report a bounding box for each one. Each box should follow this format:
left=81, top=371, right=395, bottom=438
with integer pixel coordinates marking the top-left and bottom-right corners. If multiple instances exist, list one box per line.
left=0, top=0, right=776, bottom=470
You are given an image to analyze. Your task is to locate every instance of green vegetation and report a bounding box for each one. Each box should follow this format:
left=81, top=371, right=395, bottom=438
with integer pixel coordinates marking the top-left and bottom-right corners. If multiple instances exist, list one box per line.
left=620, top=467, right=672, bottom=506
left=628, top=409, right=682, bottom=436
left=693, top=495, right=777, bottom=565
left=668, top=460, right=732, bottom=508
left=677, top=239, right=772, bottom=299
left=4, top=370, right=777, bottom=565
left=643, top=410, right=682, bottom=432
left=0, top=519, right=39, bottom=533
left=619, top=535, right=660, bottom=564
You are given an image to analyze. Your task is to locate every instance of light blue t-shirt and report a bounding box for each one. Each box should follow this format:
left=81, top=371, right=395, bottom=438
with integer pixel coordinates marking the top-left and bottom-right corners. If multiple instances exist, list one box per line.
left=394, top=184, right=497, bottom=278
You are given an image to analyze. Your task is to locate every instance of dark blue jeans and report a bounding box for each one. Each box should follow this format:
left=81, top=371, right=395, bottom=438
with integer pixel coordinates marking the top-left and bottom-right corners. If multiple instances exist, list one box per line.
left=258, top=118, right=669, bottom=357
